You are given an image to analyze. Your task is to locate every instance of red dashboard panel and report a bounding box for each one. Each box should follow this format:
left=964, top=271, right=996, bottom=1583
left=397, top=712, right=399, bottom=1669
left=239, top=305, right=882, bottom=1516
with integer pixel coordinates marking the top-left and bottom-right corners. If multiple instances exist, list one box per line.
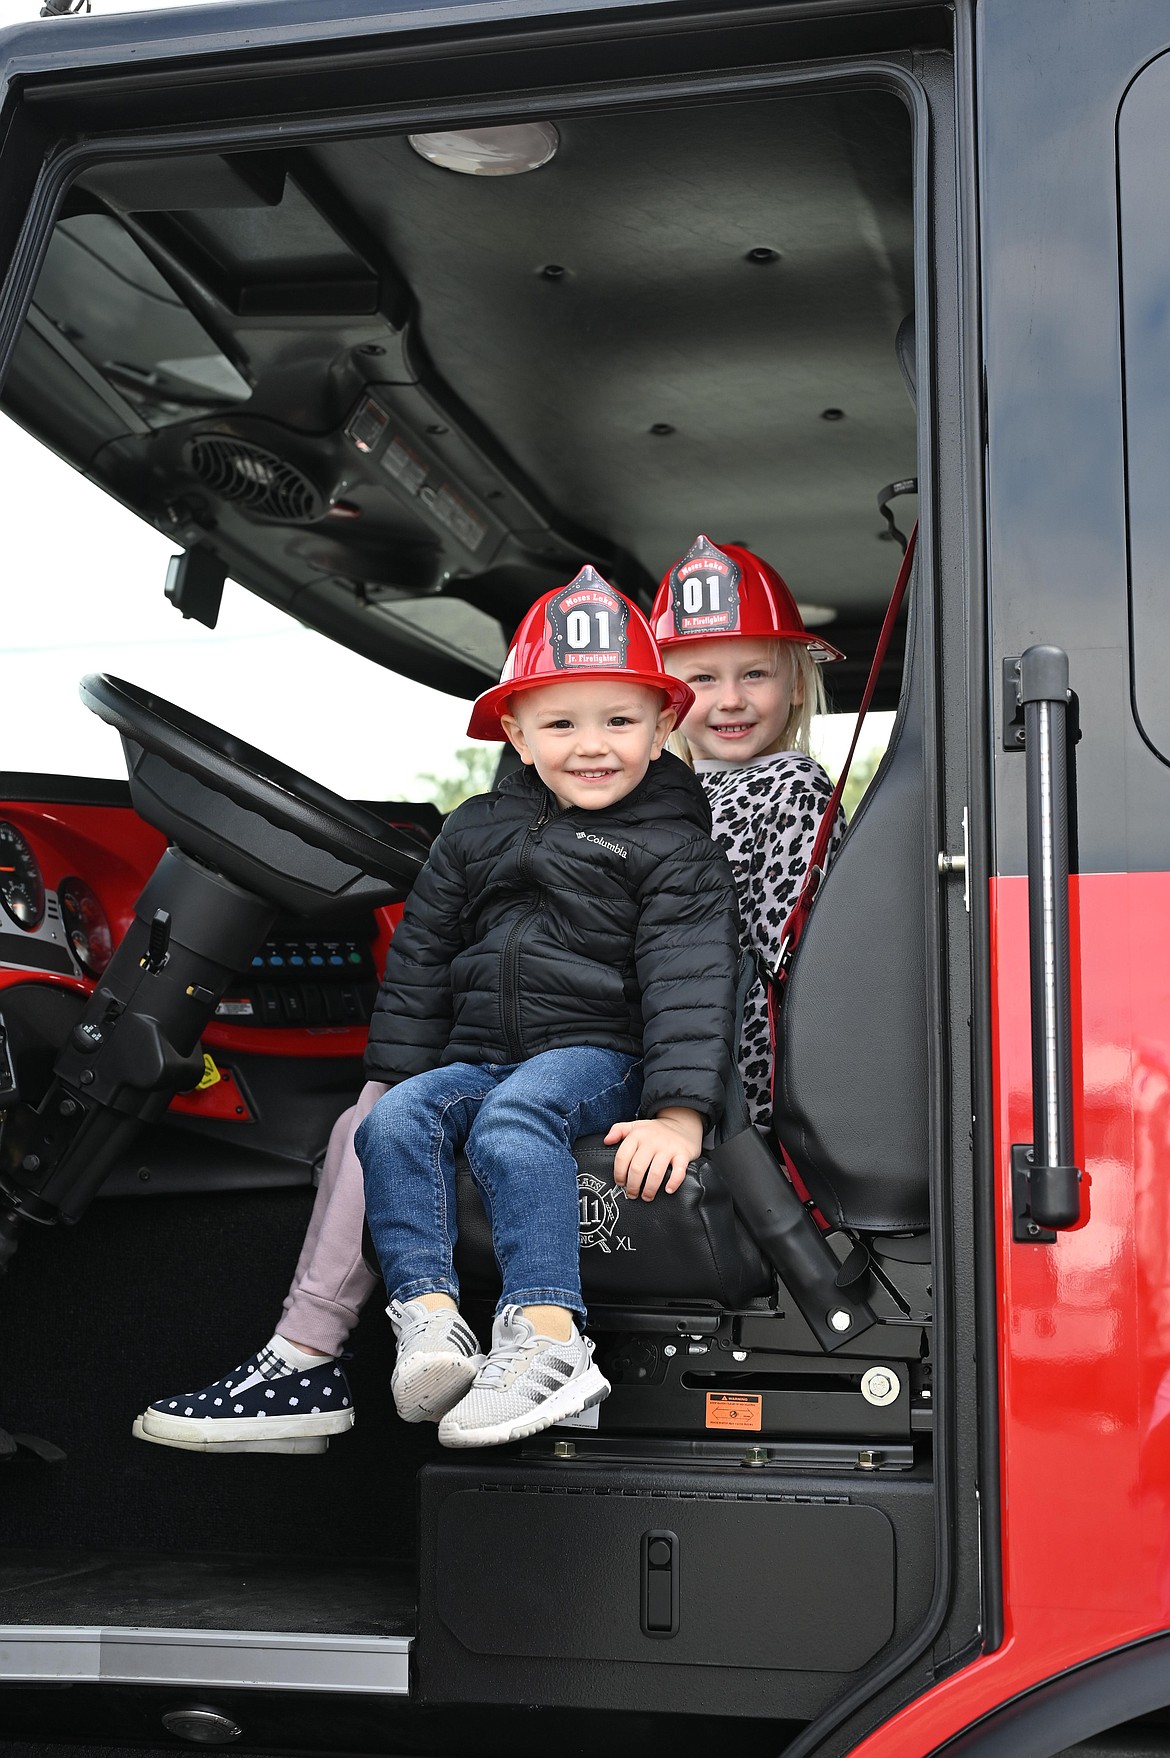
left=0, top=796, right=405, bottom=1062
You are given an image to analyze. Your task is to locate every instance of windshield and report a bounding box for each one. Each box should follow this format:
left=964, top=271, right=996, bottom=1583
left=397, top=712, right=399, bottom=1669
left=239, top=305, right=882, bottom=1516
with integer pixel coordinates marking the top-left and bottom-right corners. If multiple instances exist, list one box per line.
left=0, top=413, right=474, bottom=803
left=0, top=409, right=891, bottom=813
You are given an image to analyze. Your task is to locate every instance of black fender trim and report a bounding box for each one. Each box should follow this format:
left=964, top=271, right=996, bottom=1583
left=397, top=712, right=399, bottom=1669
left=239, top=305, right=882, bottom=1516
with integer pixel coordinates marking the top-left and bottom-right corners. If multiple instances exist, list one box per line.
left=932, top=1629, right=1170, bottom=1757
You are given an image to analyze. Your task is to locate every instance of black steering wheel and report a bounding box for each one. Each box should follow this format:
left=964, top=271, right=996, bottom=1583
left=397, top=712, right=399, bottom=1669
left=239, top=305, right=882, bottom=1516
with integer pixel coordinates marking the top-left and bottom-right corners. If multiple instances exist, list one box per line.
left=80, top=674, right=430, bottom=905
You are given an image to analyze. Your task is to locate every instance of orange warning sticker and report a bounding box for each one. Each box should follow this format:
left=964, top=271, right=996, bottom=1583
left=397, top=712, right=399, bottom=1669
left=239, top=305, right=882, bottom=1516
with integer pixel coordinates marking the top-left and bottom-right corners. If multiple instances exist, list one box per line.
left=705, top=1392, right=762, bottom=1432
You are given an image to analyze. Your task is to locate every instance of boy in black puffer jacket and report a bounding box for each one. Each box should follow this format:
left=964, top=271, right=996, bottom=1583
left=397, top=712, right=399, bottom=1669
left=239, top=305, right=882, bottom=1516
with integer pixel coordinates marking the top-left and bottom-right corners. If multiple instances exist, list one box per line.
left=355, top=568, right=739, bottom=1448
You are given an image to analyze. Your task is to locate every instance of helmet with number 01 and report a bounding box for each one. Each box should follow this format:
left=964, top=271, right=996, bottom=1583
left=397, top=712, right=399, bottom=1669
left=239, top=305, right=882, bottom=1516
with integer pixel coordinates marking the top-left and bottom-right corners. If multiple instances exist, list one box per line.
left=650, top=533, right=844, bottom=663
left=467, top=565, right=696, bottom=740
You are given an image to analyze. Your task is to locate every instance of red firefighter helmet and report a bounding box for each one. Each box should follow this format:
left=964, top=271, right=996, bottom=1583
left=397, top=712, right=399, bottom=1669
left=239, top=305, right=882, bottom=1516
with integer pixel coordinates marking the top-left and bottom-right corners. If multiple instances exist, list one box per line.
left=467, top=565, right=696, bottom=741
left=650, top=533, right=844, bottom=663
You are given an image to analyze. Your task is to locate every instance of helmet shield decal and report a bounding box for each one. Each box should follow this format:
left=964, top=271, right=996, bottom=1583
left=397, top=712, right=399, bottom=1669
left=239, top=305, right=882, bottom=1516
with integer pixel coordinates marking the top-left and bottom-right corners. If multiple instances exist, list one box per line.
left=545, top=566, right=630, bottom=671
left=668, top=535, right=742, bottom=636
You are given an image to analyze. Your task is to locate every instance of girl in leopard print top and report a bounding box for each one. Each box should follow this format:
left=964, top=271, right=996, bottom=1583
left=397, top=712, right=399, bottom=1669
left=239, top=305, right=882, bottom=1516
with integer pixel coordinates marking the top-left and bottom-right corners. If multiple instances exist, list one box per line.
left=653, top=536, right=847, bottom=1128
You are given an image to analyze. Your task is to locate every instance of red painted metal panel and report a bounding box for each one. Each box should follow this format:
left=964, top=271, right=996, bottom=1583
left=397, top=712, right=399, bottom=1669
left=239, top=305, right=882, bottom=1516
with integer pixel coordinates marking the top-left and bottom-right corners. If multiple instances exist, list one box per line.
left=0, top=799, right=401, bottom=1061
left=850, top=872, right=1170, bottom=1754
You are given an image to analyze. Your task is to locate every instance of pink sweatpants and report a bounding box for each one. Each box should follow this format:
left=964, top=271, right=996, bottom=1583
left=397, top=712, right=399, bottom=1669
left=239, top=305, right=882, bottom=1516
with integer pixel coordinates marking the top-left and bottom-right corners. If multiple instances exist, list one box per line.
left=277, top=1080, right=388, bottom=1356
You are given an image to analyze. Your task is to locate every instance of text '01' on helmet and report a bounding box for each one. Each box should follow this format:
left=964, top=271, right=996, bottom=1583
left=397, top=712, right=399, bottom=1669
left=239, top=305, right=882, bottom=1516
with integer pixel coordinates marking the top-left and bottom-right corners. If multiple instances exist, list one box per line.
left=650, top=534, right=845, bottom=664
left=467, top=566, right=696, bottom=741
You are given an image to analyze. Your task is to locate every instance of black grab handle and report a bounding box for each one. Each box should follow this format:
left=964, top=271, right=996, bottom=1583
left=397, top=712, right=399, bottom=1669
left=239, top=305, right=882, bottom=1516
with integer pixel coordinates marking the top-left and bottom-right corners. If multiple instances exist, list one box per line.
left=1018, top=645, right=1082, bottom=1232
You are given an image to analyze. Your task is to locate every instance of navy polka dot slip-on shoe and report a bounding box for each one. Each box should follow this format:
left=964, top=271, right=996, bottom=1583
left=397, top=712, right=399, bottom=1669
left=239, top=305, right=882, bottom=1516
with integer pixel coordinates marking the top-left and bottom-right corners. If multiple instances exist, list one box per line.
left=132, top=1345, right=355, bottom=1454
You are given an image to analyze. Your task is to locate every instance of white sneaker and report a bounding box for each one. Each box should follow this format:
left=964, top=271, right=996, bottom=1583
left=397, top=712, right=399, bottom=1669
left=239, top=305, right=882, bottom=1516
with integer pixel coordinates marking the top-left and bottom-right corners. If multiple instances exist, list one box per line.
left=388, top=1299, right=486, bottom=1423
left=437, top=1306, right=609, bottom=1449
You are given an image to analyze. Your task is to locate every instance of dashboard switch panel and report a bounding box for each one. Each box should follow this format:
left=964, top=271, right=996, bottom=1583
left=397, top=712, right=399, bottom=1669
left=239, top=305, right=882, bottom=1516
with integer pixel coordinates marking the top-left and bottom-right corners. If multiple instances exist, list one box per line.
left=215, top=930, right=379, bottom=1029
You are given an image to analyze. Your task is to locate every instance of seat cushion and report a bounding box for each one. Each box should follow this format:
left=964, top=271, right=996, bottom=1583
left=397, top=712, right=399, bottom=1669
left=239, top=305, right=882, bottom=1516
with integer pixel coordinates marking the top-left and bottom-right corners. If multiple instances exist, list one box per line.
left=452, top=1137, right=772, bottom=1308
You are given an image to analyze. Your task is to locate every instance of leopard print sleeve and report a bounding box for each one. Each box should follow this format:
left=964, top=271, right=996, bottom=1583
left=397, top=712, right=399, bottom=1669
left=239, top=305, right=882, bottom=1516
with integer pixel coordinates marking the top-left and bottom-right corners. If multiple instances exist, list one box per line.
left=741, top=756, right=844, bottom=978
left=699, top=754, right=845, bottom=1127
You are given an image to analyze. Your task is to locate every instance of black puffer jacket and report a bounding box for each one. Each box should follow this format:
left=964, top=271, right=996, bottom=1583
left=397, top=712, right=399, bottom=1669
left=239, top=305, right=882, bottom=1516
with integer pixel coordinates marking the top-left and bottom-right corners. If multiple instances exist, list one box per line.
left=364, top=752, right=740, bottom=1126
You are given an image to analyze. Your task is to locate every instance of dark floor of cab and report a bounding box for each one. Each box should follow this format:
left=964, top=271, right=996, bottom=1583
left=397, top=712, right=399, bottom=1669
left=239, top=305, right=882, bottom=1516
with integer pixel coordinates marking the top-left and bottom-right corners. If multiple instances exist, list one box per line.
left=0, top=1186, right=435, bottom=1578
left=0, top=1548, right=413, bottom=1637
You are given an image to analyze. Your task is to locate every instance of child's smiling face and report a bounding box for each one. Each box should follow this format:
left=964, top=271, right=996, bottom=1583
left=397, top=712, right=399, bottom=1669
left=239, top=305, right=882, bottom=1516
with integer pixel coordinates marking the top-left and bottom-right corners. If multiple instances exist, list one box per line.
left=668, top=636, right=802, bottom=763
left=501, top=679, right=675, bottom=812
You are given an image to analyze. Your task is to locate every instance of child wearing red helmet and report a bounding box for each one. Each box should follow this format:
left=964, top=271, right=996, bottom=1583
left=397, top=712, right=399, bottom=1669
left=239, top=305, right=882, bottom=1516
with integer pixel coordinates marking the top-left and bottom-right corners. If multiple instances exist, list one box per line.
left=133, top=565, right=738, bottom=1456
left=349, top=567, right=739, bottom=1447
left=651, top=535, right=847, bottom=1131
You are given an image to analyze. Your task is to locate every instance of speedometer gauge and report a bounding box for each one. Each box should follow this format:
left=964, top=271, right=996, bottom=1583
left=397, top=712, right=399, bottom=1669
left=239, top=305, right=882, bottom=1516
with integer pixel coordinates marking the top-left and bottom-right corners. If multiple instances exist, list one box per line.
left=0, top=822, right=45, bottom=931
left=59, top=877, right=113, bottom=978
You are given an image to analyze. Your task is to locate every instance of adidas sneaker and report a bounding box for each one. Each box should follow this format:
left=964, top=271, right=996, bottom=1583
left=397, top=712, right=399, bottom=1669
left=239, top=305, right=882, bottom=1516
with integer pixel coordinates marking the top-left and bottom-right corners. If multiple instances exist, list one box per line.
left=389, top=1298, right=486, bottom=1423
left=437, top=1306, right=609, bottom=1449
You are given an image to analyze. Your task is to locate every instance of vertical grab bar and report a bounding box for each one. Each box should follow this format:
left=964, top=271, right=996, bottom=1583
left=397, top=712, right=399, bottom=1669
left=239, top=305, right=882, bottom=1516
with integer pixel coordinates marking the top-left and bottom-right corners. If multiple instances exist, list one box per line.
left=1019, top=645, right=1082, bottom=1231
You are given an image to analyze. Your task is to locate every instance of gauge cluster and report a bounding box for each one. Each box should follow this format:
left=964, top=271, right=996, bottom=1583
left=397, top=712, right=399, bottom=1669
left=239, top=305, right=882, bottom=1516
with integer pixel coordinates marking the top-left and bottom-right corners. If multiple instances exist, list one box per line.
left=0, top=820, right=113, bottom=980
left=0, top=822, right=45, bottom=932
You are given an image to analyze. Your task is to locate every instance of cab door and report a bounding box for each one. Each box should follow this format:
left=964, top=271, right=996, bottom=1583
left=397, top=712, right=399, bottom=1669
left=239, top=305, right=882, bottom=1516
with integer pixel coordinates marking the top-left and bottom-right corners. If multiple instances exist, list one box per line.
left=853, top=2, right=1170, bottom=1755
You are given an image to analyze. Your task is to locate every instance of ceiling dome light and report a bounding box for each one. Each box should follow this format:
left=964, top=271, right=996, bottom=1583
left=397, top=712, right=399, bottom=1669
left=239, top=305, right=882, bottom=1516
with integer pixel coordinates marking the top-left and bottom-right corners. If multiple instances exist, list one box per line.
left=407, top=123, right=560, bottom=177
left=797, top=603, right=837, bottom=627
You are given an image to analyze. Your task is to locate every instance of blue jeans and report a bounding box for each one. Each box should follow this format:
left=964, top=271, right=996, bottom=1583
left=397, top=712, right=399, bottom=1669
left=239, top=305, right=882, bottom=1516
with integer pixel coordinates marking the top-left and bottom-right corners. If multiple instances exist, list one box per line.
left=355, top=1047, right=643, bottom=1321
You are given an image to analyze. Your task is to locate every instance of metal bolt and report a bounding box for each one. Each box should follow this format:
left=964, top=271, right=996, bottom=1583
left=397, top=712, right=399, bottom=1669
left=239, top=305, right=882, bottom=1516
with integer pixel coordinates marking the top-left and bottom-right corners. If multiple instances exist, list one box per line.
left=20, top=1153, right=41, bottom=1173
left=57, top=1097, right=79, bottom=1118
left=1027, top=1222, right=1041, bottom=1237
left=856, top=1448, right=882, bottom=1471
left=662, top=1344, right=677, bottom=1358
left=828, top=1309, right=853, bottom=1333
left=861, top=1366, right=901, bottom=1408
left=732, top=1349, right=748, bottom=1362
left=552, top=1439, right=576, bottom=1460
left=743, top=1446, right=768, bottom=1468
left=79, top=1070, right=95, bottom=1086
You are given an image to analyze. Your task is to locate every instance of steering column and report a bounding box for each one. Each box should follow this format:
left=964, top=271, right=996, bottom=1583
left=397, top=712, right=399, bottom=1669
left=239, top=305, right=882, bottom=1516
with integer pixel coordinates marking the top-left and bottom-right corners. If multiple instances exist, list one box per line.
left=0, top=674, right=428, bottom=1269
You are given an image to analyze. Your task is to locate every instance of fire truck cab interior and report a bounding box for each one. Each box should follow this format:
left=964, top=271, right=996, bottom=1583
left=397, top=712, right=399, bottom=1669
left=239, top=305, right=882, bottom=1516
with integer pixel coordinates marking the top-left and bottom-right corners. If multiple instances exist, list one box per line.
left=0, top=8, right=984, bottom=1755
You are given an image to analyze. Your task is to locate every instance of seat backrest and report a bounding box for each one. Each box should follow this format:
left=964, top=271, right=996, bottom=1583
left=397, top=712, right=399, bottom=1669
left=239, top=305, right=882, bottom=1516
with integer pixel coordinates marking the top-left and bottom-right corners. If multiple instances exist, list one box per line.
left=774, top=550, right=930, bottom=1232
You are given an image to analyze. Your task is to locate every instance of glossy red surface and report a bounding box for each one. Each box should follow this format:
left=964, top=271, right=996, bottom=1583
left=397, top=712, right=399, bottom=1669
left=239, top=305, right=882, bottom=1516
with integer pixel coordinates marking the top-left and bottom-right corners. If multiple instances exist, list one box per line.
left=466, top=569, right=694, bottom=738
left=0, top=799, right=403, bottom=1062
left=851, top=872, right=1170, bottom=1754
left=650, top=534, right=845, bottom=663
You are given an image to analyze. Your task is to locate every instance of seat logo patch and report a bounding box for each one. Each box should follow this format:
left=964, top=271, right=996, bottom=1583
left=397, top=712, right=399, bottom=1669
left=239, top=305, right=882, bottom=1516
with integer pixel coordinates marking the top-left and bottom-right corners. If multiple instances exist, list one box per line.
left=546, top=567, right=630, bottom=670
left=668, top=533, right=742, bottom=635
left=578, top=1172, right=636, bottom=1252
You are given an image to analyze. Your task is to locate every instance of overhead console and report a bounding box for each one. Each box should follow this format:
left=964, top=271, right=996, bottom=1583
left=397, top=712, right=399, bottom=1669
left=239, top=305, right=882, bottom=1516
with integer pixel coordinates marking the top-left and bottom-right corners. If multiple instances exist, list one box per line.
left=1, top=147, right=648, bottom=704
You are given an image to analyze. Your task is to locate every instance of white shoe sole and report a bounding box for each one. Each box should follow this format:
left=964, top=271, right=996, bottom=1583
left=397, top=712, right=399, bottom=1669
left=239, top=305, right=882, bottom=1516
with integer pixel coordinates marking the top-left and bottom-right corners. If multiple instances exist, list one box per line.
left=133, top=1407, right=354, bottom=1448
left=392, top=1351, right=485, bottom=1423
left=438, top=1365, right=610, bottom=1449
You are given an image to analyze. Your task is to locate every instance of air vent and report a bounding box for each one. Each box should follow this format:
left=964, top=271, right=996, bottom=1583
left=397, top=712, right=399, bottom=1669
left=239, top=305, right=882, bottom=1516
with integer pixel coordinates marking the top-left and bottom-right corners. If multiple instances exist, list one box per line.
left=184, top=435, right=325, bottom=524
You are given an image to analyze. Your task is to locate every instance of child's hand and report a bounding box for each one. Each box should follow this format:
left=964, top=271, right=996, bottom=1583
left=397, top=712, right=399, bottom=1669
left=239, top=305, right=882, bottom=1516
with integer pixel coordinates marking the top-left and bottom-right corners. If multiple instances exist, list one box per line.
left=605, top=1108, right=705, bottom=1201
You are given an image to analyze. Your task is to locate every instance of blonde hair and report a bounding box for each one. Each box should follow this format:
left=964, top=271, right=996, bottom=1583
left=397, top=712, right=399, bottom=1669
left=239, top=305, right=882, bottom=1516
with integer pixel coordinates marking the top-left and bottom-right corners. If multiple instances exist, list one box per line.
left=670, top=639, right=827, bottom=763
left=784, top=642, right=827, bottom=756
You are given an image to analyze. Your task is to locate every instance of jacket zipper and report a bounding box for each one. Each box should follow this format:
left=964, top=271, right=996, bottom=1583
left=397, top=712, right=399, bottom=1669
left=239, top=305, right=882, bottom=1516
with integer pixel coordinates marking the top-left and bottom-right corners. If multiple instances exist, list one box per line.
left=500, top=790, right=553, bottom=1062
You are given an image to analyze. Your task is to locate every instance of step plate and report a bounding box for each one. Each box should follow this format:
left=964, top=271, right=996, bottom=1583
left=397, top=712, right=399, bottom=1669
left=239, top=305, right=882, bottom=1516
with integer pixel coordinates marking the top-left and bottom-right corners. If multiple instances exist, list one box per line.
left=0, top=1624, right=411, bottom=1693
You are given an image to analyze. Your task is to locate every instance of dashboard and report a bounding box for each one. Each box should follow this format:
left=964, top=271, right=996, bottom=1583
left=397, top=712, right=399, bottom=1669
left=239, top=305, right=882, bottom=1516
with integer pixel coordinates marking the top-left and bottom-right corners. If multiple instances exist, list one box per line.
left=0, top=789, right=435, bottom=1058
left=0, top=819, right=112, bottom=980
